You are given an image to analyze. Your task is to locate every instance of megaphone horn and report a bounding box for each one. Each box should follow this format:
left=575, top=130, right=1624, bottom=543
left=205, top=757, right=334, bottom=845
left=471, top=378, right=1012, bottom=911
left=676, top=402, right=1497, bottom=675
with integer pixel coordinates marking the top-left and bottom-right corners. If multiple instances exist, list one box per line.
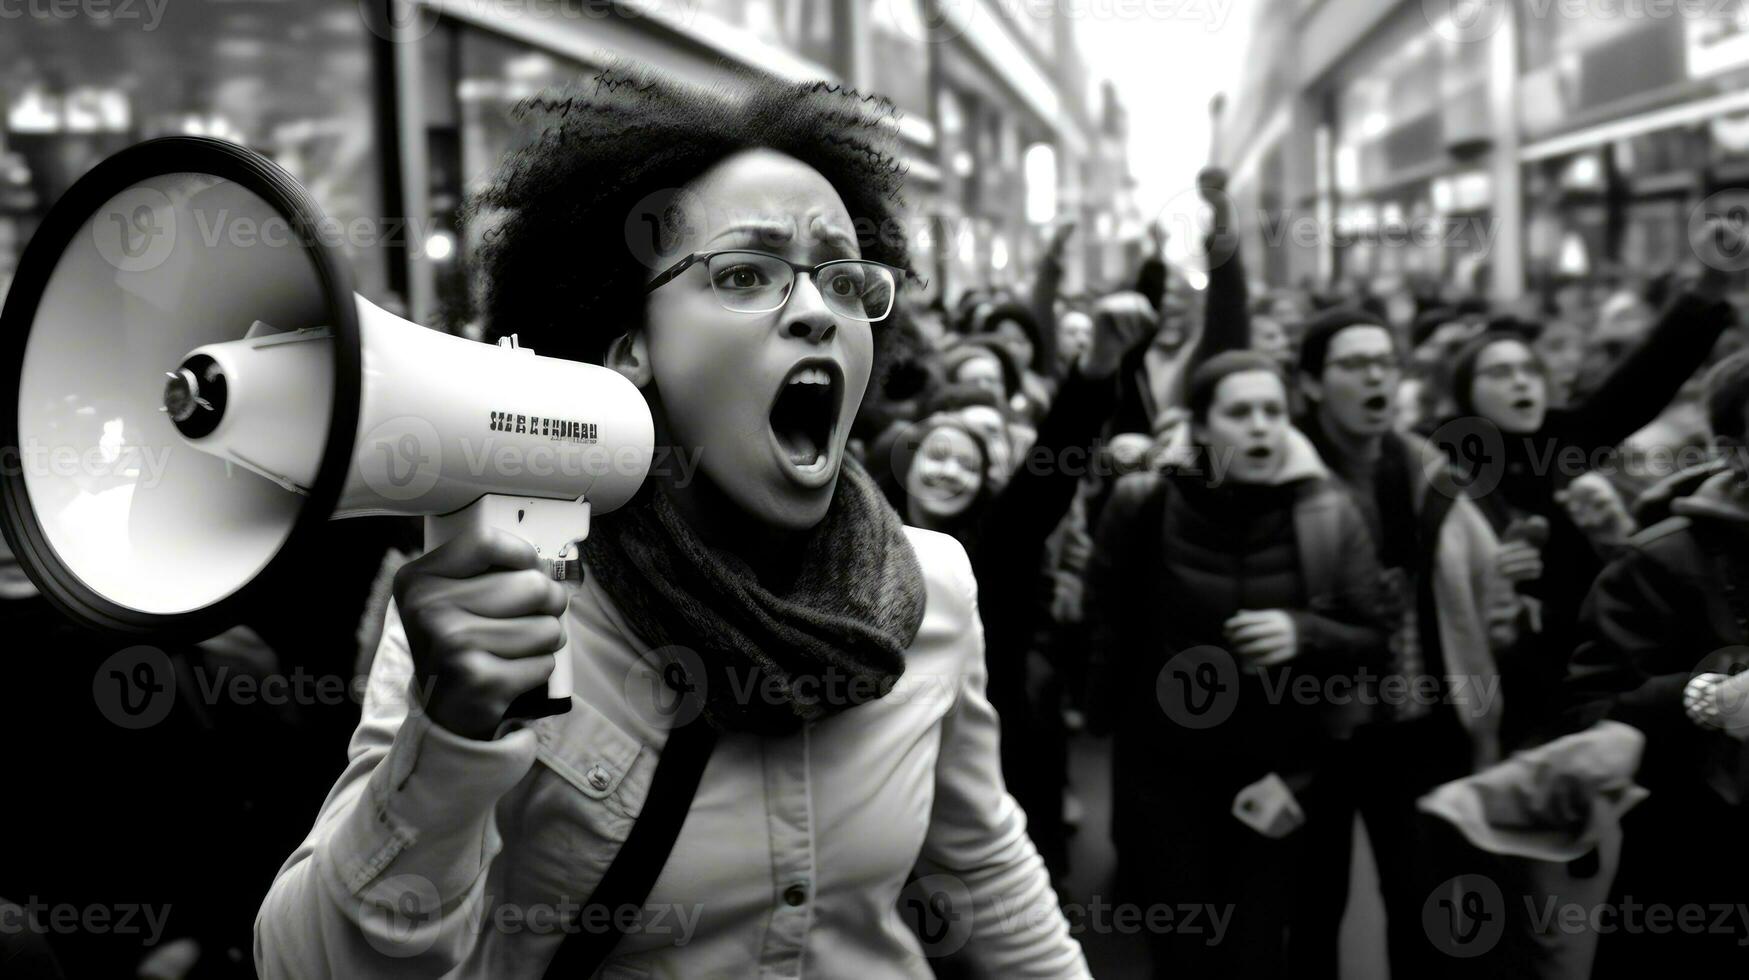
left=1, top=136, right=656, bottom=717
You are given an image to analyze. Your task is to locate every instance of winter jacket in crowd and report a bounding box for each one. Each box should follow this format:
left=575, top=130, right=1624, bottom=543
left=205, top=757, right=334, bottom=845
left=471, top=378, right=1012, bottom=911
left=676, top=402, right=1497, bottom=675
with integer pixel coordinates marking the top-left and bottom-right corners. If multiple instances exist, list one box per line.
left=1304, top=420, right=1519, bottom=768
left=1433, top=290, right=1737, bottom=746
left=1085, top=428, right=1389, bottom=827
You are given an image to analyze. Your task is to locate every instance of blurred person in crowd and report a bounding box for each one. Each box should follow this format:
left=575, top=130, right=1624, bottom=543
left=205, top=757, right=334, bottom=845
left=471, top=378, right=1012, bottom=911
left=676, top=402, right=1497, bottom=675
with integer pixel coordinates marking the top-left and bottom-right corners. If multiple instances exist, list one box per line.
left=1086, top=350, right=1388, bottom=979
left=1532, top=317, right=1586, bottom=407
left=1290, top=306, right=1520, bottom=978
left=1057, top=307, right=1094, bottom=370
left=1249, top=313, right=1293, bottom=372
left=915, top=381, right=1019, bottom=491
left=974, top=301, right=1057, bottom=419
left=896, top=293, right=1153, bottom=878
left=1562, top=348, right=1749, bottom=976
left=1135, top=220, right=1169, bottom=314
left=257, top=68, right=1089, bottom=978
left=1431, top=225, right=1742, bottom=748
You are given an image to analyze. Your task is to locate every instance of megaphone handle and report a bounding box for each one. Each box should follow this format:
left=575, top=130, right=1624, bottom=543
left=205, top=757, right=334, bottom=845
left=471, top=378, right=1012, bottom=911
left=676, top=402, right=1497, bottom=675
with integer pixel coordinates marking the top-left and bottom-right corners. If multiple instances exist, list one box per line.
left=424, top=494, right=593, bottom=723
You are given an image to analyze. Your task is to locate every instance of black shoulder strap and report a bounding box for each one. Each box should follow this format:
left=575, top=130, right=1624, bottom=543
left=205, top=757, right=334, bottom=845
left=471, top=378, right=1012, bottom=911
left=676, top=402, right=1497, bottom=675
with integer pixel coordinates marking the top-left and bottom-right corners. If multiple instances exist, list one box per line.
left=543, top=719, right=719, bottom=977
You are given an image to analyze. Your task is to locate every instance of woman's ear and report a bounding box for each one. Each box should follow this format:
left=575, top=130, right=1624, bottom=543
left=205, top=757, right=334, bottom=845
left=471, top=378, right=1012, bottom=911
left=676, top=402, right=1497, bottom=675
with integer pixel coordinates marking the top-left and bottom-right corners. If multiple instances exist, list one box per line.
left=605, top=330, right=653, bottom=388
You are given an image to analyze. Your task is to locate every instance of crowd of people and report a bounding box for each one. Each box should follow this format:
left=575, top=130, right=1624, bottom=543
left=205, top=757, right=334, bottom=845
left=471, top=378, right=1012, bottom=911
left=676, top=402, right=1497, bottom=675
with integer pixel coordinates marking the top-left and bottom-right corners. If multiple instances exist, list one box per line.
left=1, top=67, right=1747, bottom=980
left=853, top=167, right=1749, bottom=978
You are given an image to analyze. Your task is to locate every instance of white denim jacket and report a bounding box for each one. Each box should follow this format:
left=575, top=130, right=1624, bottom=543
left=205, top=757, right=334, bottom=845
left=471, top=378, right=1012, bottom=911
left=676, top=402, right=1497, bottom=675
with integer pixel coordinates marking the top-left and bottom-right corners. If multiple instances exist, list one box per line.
left=255, top=527, right=1090, bottom=979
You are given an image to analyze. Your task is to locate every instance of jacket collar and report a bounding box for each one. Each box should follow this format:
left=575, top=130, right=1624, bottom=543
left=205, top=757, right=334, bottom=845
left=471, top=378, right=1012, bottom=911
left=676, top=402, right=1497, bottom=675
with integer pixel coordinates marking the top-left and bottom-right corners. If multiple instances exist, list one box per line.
left=1672, top=470, right=1749, bottom=525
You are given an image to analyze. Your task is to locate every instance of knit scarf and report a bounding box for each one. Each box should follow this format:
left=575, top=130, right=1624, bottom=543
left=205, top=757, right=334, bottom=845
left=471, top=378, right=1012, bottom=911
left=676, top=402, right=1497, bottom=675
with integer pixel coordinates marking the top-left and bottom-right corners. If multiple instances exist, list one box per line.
left=581, top=456, right=927, bottom=735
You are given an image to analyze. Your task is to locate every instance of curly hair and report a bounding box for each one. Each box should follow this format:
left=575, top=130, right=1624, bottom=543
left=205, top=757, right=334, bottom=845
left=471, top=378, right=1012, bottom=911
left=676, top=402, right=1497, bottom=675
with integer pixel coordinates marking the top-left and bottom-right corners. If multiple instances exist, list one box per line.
left=466, top=65, right=914, bottom=371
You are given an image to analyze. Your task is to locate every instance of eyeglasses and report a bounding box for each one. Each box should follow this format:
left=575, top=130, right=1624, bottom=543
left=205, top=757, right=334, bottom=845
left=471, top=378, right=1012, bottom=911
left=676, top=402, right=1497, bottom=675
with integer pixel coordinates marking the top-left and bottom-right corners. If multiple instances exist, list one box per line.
left=644, top=249, right=903, bottom=323
left=1326, top=353, right=1401, bottom=376
left=1475, top=361, right=1545, bottom=383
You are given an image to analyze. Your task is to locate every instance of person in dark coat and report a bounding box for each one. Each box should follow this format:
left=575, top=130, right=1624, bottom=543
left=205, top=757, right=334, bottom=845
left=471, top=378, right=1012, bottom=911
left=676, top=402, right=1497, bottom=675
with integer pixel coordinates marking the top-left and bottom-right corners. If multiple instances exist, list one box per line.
left=1086, top=350, right=1388, bottom=979
left=1430, top=256, right=1739, bottom=748
left=1561, top=349, right=1749, bottom=976
left=893, top=292, right=1154, bottom=878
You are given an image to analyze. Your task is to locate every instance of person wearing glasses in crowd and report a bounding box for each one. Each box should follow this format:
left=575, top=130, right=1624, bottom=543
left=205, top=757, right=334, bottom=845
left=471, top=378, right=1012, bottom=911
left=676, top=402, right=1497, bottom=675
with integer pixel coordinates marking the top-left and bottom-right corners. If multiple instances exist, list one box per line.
left=256, top=69, right=1089, bottom=979
left=1289, top=307, right=1520, bottom=979
left=1432, top=224, right=1743, bottom=749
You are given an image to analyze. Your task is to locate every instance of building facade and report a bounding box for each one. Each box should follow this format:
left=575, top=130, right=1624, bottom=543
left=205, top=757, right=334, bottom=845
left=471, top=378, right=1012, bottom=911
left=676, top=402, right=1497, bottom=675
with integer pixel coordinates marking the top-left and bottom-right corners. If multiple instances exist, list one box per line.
left=1215, top=0, right=1749, bottom=302
left=0, top=0, right=1133, bottom=326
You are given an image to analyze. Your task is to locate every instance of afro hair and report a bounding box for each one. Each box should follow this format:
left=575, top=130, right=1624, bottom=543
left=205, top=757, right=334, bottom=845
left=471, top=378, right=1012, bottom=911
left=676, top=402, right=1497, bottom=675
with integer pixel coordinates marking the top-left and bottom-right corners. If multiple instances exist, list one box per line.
left=466, top=65, right=915, bottom=372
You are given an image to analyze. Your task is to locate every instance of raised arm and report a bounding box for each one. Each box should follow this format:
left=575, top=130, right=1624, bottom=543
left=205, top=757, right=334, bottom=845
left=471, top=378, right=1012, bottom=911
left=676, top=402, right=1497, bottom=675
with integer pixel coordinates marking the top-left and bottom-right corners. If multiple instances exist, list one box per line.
left=1029, top=222, right=1074, bottom=380
left=974, top=292, right=1150, bottom=576
left=1565, top=223, right=1742, bottom=452
left=1187, top=167, right=1252, bottom=378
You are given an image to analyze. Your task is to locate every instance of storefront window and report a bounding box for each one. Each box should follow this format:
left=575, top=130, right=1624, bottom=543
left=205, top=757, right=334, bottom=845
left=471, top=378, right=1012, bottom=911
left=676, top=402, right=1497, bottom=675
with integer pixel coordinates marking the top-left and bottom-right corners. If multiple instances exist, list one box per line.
left=423, top=21, right=590, bottom=333
left=0, top=1, right=390, bottom=307
left=868, top=0, right=932, bottom=120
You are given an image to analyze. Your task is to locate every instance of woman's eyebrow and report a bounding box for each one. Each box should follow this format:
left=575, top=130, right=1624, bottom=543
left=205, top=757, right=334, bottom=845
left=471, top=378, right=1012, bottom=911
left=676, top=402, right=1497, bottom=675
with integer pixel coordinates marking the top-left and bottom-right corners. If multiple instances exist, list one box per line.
left=706, top=220, right=794, bottom=247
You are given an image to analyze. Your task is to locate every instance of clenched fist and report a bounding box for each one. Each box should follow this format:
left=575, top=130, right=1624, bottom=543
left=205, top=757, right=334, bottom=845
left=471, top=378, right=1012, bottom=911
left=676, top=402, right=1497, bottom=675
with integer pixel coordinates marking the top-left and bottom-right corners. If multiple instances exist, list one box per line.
left=393, top=526, right=571, bottom=740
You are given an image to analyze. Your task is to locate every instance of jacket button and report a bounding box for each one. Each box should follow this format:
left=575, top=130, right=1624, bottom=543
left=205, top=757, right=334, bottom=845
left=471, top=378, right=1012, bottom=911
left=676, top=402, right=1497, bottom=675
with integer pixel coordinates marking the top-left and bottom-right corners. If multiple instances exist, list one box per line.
left=585, top=765, right=611, bottom=792
left=782, top=883, right=808, bottom=907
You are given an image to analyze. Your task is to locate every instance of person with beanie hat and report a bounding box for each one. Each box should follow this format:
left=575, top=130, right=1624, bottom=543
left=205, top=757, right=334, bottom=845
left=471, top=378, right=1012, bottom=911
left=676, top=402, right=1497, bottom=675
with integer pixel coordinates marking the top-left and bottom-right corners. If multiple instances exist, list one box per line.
left=1291, top=306, right=1520, bottom=979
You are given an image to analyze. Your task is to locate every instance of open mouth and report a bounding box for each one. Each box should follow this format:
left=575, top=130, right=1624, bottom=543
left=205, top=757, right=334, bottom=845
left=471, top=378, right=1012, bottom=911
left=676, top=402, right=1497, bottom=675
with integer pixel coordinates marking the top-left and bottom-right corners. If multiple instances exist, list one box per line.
left=1512, top=397, right=1537, bottom=412
left=1245, top=446, right=1273, bottom=460
left=1362, top=393, right=1390, bottom=413
left=768, top=359, right=843, bottom=487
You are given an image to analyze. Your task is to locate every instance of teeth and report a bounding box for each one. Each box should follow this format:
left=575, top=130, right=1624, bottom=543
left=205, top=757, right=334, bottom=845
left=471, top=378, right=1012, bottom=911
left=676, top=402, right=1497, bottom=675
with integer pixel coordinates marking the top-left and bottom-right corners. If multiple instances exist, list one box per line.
left=788, top=366, right=830, bottom=386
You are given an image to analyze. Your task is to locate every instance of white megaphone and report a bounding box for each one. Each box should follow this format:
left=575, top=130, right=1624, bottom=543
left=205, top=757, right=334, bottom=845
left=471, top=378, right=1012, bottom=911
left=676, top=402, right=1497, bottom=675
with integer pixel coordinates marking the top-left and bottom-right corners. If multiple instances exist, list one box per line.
left=0, top=136, right=655, bottom=718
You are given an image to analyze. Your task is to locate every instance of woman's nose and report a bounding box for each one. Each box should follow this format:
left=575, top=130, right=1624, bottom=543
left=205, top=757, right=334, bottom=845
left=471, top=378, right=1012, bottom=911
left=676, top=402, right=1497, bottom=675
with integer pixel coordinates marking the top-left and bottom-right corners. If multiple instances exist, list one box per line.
left=783, top=276, right=837, bottom=344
